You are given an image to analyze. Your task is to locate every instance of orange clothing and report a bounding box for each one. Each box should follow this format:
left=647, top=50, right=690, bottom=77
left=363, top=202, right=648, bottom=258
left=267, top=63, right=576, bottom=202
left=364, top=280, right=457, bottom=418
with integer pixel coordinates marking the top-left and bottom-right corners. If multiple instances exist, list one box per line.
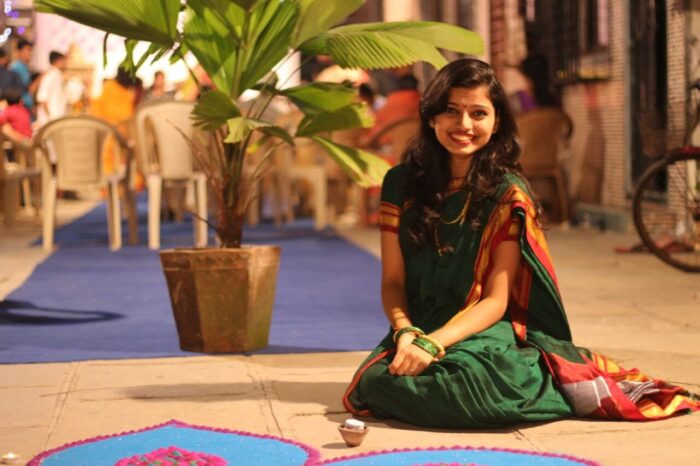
left=366, top=89, right=420, bottom=145
left=90, top=80, right=141, bottom=188
left=91, top=79, right=135, bottom=125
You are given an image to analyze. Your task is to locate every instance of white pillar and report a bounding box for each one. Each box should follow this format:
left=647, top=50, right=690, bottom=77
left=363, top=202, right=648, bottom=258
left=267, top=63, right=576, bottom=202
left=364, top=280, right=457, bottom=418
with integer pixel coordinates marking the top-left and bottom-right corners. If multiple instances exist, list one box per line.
left=383, top=0, right=420, bottom=22
left=472, top=0, right=491, bottom=62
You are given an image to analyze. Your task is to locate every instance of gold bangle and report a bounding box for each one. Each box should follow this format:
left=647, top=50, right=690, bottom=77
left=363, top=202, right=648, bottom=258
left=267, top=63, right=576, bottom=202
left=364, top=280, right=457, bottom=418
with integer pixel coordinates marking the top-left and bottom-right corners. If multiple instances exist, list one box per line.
left=420, top=335, right=446, bottom=359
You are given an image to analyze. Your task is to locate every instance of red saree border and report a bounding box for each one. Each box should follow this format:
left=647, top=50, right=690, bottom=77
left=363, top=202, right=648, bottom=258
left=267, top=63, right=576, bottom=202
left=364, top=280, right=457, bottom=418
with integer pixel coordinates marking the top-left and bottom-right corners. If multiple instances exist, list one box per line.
left=342, top=349, right=395, bottom=417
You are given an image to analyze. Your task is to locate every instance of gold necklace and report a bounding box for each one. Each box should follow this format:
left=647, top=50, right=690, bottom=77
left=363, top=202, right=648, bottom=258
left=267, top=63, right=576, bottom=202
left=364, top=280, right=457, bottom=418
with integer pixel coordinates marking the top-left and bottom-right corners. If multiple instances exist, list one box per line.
left=434, top=190, right=471, bottom=255
left=441, top=191, right=471, bottom=226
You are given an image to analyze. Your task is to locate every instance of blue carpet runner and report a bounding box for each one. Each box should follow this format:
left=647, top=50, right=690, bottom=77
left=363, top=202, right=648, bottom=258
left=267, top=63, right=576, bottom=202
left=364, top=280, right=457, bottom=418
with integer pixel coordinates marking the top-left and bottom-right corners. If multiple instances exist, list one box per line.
left=0, top=201, right=387, bottom=363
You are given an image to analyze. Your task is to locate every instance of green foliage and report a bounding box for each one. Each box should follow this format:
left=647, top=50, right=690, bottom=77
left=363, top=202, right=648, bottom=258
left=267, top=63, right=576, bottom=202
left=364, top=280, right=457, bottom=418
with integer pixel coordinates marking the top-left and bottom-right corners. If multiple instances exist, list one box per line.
left=309, top=137, right=387, bottom=188
left=280, top=82, right=357, bottom=115
left=296, top=103, right=373, bottom=137
left=292, top=0, right=364, bottom=47
left=35, top=0, right=179, bottom=45
left=34, top=0, right=485, bottom=246
left=192, top=90, right=241, bottom=131
left=301, top=21, right=484, bottom=69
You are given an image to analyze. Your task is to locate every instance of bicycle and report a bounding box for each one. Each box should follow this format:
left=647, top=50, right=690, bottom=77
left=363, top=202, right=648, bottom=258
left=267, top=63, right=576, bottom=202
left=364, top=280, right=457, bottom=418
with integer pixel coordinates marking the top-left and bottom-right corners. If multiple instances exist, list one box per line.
left=632, top=80, right=700, bottom=272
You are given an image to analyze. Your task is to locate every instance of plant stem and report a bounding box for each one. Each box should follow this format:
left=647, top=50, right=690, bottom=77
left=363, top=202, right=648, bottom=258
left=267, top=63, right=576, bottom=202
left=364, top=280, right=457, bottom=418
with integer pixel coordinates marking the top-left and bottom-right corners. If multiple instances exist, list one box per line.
left=219, top=142, right=244, bottom=248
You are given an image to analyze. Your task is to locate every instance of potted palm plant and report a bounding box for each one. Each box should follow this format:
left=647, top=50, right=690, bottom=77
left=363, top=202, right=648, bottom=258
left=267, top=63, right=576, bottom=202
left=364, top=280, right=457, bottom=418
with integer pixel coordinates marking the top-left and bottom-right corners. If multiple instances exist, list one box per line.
left=36, top=0, right=483, bottom=353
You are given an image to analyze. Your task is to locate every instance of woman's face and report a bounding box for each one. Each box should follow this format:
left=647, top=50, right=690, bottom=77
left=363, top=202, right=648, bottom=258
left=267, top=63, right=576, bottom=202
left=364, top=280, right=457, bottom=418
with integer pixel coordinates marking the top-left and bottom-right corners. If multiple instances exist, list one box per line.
left=431, top=85, right=497, bottom=161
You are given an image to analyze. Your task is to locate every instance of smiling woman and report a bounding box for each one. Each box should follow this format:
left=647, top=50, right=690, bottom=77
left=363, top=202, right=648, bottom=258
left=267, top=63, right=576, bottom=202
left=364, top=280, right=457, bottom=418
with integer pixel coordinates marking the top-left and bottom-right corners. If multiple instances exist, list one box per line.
left=343, top=58, right=699, bottom=428
left=431, top=86, right=497, bottom=166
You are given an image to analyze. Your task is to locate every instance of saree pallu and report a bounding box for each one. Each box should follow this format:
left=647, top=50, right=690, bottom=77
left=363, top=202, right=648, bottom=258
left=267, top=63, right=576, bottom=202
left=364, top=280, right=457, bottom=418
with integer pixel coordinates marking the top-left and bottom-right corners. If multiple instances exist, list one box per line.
left=344, top=166, right=698, bottom=428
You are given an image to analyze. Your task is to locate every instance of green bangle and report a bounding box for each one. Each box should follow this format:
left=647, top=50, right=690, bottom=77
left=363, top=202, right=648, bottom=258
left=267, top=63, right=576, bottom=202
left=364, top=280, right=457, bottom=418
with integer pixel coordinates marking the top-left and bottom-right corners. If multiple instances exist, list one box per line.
left=393, top=326, right=424, bottom=343
left=411, top=336, right=440, bottom=358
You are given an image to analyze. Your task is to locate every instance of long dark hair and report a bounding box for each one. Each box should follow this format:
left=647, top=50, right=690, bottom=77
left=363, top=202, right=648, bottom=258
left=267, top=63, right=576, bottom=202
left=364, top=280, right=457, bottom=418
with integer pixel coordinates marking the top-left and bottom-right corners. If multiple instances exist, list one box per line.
left=403, top=58, right=523, bottom=251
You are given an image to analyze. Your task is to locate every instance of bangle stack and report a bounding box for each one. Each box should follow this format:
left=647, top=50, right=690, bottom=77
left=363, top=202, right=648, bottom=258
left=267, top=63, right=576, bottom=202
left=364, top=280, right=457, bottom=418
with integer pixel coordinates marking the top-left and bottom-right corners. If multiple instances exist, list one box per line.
left=411, top=335, right=446, bottom=360
left=392, top=326, right=424, bottom=343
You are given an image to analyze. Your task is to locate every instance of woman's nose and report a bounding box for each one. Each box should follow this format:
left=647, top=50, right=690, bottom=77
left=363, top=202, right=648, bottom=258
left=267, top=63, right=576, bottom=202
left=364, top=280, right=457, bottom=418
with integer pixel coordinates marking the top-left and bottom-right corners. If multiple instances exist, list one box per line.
left=459, top=112, right=473, bottom=129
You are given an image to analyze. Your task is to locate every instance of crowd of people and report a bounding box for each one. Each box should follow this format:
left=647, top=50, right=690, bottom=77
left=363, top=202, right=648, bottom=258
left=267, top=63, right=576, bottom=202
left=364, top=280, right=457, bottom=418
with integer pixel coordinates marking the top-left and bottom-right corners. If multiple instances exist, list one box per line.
left=0, top=40, right=190, bottom=149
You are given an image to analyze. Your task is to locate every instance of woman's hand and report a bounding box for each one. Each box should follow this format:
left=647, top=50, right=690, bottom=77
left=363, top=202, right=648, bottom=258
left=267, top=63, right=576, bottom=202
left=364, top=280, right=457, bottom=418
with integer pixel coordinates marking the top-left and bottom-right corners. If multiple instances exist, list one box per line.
left=389, top=333, right=435, bottom=376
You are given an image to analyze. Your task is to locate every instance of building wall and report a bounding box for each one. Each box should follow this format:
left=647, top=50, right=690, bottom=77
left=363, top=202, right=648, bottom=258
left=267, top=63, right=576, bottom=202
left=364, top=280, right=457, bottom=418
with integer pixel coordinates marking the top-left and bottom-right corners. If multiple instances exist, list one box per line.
left=489, top=1, right=690, bottom=226
left=562, top=1, right=626, bottom=208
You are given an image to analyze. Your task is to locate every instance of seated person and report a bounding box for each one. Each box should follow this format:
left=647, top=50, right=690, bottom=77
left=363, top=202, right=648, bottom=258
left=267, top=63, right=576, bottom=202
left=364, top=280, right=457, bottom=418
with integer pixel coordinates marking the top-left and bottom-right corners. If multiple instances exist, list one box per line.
left=363, top=74, right=420, bottom=148
left=509, top=54, right=560, bottom=115
left=0, top=87, right=32, bottom=144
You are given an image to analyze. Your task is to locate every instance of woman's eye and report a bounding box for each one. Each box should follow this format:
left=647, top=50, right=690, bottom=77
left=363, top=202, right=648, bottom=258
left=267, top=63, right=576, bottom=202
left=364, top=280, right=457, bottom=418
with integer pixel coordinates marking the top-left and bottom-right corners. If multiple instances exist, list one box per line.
left=445, top=107, right=459, bottom=114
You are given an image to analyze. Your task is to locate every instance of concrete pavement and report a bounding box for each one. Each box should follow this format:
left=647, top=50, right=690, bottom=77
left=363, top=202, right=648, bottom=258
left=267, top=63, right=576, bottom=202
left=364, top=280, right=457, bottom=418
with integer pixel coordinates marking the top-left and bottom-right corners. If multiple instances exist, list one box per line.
left=1, top=202, right=699, bottom=465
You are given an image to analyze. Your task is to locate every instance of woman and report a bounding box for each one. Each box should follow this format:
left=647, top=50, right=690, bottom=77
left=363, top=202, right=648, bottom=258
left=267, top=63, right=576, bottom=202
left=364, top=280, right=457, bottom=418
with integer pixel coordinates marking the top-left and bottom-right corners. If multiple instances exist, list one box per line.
left=343, top=59, right=697, bottom=428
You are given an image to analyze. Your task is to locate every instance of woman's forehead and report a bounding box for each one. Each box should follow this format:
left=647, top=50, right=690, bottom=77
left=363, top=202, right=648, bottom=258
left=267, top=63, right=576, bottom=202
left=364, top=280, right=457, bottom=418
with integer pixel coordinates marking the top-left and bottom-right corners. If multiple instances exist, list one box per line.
left=446, top=86, right=493, bottom=108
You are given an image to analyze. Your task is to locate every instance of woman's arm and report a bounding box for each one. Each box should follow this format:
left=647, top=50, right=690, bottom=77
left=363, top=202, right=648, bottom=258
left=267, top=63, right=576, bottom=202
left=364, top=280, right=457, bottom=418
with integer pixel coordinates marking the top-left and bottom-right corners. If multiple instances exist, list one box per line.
left=381, top=229, right=431, bottom=377
left=380, top=230, right=411, bottom=331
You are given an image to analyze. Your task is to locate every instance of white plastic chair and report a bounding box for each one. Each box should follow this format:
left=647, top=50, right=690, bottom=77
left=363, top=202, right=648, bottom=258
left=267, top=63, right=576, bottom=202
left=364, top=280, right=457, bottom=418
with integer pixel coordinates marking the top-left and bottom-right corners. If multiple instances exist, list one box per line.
left=34, top=115, right=138, bottom=251
left=255, top=110, right=326, bottom=230
left=135, top=100, right=207, bottom=250
left=1, top=131, right=41, bottom=227
left=1, top=155, right=40, bottom=227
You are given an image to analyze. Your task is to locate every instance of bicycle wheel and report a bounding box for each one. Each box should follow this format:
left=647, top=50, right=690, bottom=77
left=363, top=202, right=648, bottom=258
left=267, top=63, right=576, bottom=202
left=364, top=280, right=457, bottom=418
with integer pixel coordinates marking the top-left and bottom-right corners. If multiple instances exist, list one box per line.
left=633, top=150, right=700, bottom=272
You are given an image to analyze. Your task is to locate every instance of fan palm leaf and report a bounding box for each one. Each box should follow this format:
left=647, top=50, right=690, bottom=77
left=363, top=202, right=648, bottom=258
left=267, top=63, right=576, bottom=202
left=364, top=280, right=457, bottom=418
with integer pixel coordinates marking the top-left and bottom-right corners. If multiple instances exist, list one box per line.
left=35, top=0, right=179, bottom=45
left=301, top=21, right=484, bottom=69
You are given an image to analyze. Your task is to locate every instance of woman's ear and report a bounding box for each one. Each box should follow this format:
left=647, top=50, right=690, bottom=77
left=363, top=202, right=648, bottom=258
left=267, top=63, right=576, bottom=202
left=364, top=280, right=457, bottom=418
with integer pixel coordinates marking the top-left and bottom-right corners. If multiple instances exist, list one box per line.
left=493, top=117, right=499, bottom=134
left=429, top=119, right=435, bottom=128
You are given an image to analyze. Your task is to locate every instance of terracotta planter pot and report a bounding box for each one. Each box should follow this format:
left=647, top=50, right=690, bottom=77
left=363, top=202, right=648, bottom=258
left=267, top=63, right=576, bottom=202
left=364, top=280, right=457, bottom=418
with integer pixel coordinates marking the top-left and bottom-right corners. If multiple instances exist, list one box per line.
left=160, top=245, right=281, bottom=353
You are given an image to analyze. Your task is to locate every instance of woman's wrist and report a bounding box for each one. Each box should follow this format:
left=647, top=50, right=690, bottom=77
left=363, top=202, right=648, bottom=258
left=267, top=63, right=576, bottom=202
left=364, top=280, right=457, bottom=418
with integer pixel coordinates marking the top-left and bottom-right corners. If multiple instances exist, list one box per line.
left=393, top=325, right=424, bottom=343
left=411, top=334, right=446, bottom=360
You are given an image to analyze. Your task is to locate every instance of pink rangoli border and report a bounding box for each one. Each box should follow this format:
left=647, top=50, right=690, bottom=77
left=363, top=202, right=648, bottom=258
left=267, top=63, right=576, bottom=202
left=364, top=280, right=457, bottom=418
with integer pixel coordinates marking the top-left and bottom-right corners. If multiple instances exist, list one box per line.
left=27, top=419, right=321, bottom=466
left=27, top=419, right=601, bottom=466
left=318, top=445, right=601, bottom=465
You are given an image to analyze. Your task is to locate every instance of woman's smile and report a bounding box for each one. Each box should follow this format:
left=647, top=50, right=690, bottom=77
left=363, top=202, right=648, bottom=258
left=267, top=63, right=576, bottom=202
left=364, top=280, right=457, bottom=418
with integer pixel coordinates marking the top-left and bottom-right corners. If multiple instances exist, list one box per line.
left=447, top=130, right=475, bottom=145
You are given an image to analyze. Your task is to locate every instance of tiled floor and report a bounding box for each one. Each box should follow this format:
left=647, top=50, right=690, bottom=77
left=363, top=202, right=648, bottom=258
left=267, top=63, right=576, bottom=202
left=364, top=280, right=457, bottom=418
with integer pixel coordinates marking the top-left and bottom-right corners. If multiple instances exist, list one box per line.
left=1, top=199, right=700, bottom=465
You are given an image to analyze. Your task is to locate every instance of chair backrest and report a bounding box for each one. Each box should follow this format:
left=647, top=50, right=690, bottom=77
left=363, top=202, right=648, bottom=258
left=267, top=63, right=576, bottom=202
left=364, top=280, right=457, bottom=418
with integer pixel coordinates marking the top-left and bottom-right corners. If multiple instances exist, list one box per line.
left=34, top=115, right=127, bottom=190
left=273, top=109, right=324, bottom=168
left=364, top=117, right=421, bottom=164
left=516, top=107, right=573, bottom=173
left=135, top=100, right=195, bottom=180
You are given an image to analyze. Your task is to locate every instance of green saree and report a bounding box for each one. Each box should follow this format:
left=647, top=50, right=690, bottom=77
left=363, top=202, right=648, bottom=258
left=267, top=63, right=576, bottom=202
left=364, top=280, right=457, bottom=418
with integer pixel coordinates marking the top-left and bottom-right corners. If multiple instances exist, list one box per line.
left=343, top=165, right=698, bottom=428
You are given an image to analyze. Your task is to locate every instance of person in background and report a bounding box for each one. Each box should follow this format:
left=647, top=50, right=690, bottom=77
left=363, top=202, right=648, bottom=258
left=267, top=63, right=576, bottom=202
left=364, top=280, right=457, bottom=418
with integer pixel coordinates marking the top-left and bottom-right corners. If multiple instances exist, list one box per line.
left=0, top=87, right=32, bottom=142
left=9, top=39, right=34, bottom=118
left=177, top=64, right=212, bottom=101
left=36, top=51, right=67, bottom=127
left=143, top=71, right=173, bottom=102
left=363, top=74, right=421, bottom=148
left=509, top=54, right=560, bottom=115
left=0, top=49, right=24, bottom=97
left=358, top=83, right=377, bottom=111
left=90, top=67, right=139, bottom=181
left=91, top=67, right=137, bottom=125
left=132, top=76, right=144, bottom=107
left=369, top=65, right=413, bottom=98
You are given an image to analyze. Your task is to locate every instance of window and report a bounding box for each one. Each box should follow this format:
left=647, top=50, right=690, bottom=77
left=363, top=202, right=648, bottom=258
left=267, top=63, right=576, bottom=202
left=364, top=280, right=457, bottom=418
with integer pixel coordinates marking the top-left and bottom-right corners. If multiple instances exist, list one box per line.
left=522, top=0, right=611, bottom=83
